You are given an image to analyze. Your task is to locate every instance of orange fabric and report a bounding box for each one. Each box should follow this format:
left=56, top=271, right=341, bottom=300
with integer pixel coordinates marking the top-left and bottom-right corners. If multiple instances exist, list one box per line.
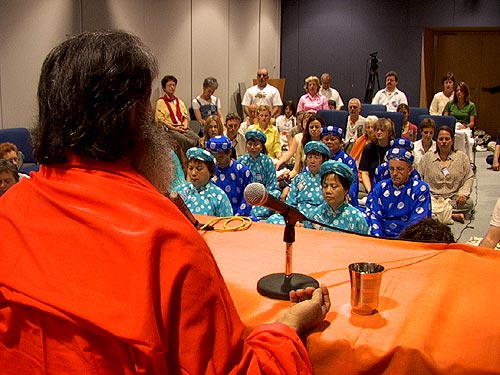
left=350, top=134, right=369, bottom=162
left=201, top=219, right=500, bottom=375
left=0, top=156, right=312, bottom=374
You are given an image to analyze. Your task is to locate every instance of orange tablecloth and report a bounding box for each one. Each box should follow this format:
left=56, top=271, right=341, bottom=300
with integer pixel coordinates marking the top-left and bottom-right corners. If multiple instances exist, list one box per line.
left=199, top=217, right=500, bottom=375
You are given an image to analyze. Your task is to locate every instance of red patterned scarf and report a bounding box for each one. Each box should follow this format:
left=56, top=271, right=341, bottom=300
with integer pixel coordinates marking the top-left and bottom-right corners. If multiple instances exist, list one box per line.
left=162, top=95, right=184, bottom=124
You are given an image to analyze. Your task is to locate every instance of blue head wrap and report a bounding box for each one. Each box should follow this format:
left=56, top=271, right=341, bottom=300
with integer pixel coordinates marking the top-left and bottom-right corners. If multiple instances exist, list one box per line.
left=245, top=129, right=267, bottom=143
left=206, top=135, right=232, bottom=153
left=186, top=147, right=216, bottom=164
left=386, top=147, right=414, bottom=165
left=319, top=160, right=354, bottom=186
left=321, top=125, right=343, bottom=139
left=390, top=138, right=414, bottom=151
left=304, top=141, right=330, bottom=157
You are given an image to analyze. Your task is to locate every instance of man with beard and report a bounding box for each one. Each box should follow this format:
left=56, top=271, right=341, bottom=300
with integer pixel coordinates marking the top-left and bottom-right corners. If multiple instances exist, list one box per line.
left=0, top=31, right=330, bottom=374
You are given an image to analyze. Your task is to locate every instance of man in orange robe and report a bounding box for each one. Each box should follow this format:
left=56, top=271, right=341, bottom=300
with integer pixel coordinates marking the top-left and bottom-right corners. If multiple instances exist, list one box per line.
left=0, top=30, right=330, bottom=374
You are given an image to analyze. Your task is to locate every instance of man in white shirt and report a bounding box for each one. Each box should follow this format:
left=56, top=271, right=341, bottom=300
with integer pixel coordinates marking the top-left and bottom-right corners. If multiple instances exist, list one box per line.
left=241, top=68, right=282, bottom=118
left=371, top=71, right=408, bottom=112
left=344, top=98, right=366, bottom=153
left=429, top=72, right=455, bottom=115
left=320, top=73, right=344, bottom=110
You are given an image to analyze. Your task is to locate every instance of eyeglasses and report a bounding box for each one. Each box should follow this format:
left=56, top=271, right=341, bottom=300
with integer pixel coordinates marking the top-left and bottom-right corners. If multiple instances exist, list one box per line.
left=349, top=106, right=359, bottom=109
left=257, top=73, right=268, bottom=77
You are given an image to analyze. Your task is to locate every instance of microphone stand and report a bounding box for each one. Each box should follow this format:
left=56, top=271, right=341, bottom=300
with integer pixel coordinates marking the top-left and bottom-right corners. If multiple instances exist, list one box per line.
left=257, top=216, right=319, bottom=300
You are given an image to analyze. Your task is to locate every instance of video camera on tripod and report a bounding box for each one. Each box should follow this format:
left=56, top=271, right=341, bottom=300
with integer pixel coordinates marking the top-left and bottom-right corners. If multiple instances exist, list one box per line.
left=364, top=52, right=382, bottom=103
left=369, top=52, right=381, bottom=73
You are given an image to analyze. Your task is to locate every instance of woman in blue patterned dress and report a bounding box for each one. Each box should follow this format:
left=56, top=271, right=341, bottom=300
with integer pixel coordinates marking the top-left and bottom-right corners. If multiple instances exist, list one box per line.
left=267, top=141, right=330, bottom=225
left=175, top=147, right=233, bottom=217
left=305, top=160, right=369, bottom=234
left=238, top=130, right=281, bottom=220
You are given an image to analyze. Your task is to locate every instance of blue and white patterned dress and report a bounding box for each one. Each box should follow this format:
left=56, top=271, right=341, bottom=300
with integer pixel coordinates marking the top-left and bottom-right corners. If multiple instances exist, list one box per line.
left=305, top=202, right=369, bottom=234
left=212, top=160, right=253, bottom=216
left=238, top=153, right=280, bottom=220
left=175, top=181, right=233, bottom=217
left=366, top=178, right=431, bottom=238
left=330, top=149, right=359, bottom=207
left=266, top=170, right=323, bottom=225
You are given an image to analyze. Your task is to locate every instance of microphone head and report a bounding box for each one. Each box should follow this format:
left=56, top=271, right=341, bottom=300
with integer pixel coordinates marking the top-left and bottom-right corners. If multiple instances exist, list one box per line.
left=244, top=182, right=267, bottom=206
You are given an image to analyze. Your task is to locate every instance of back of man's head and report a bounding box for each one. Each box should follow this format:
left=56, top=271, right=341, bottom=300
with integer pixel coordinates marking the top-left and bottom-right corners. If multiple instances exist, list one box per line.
left=34, top=30, right=158, bottom=165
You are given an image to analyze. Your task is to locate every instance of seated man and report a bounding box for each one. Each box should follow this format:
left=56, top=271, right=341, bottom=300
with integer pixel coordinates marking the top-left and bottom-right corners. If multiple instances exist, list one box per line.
left=0, top=159, right=19, bottom=197
left=155, top=74, right=199, bottom=152
left=0, top=30, right=330, bottom=374
left=366, top=147, right=431, bottom=238
left=206, top=135, right=253, bottom=216
left=371, top=70, right=408, bottom=112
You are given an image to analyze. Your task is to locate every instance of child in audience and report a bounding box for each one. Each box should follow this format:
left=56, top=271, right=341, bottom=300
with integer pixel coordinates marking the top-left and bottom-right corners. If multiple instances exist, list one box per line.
left=176, top=147, right=233, bottom=217
left=275, top=100, right=296, bottom=151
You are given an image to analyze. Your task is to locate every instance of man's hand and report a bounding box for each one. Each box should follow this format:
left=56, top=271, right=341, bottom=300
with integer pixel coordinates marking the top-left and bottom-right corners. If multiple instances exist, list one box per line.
left=276, top=285, right=331, bottom=334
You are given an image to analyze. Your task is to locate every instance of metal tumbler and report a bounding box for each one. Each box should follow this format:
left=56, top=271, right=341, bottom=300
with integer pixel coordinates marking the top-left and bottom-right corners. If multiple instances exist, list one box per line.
left=349, top=262, right=384, bottom=315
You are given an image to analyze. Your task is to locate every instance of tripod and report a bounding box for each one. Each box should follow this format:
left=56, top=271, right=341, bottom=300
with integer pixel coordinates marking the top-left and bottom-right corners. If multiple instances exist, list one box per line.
left=364, top=68, right=380, bottom=103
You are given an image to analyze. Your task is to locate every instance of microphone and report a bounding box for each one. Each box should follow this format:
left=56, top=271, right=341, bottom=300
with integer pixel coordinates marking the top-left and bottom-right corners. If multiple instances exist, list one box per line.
left=168, top=190, right=212, bottom=230
left=244, top=182, right=307, bottom=224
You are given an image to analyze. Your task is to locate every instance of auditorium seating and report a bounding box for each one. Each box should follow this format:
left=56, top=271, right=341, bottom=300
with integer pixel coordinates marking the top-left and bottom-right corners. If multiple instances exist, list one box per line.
left=360, top=104, right=386, bottom=117
left=409, top=107, right=429, bottom=125
left=317, top=110, right=348, bottom=133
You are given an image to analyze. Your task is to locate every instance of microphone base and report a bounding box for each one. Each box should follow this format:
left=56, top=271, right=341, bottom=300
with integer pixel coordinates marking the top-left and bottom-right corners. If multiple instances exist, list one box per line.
left=257, top=273, right=319, bottom=300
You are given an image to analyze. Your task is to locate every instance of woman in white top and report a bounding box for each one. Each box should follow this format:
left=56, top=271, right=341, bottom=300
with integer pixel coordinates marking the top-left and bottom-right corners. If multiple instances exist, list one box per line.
left=192, top=77, right=224, bottom=126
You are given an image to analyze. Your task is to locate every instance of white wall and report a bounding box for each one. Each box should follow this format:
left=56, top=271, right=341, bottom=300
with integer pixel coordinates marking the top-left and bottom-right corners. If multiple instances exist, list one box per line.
left=0, top=0, right=281, bottom=129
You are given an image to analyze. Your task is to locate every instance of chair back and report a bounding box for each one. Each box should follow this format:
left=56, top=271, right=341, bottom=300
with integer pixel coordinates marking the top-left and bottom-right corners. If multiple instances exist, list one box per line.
left=360, top=104, right=386, bottom=117
left=417, top=115, right=457, bottom=139
left=316, top=110, right=348, bottom=133
left=409, top=107, right=429, bottom=125
left=370, top=111, right=404, bottom=139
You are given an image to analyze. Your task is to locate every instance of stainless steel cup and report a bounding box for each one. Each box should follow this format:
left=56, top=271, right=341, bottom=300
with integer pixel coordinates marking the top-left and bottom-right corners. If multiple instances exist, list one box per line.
left=349, top=262, right=384, bottom=315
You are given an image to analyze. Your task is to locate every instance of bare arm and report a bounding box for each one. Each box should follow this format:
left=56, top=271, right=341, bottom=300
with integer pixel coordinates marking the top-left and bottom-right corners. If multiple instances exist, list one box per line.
left=361, top=170, right=372, bottom=193
left=479, top=225, right=500, bottom=249
left=493, top=145, right=500, bottom=171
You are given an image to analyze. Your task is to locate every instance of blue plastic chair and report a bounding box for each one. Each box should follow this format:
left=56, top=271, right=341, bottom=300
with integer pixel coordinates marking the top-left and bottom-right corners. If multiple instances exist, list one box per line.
left=316, top=110, right=349, bottom=133
left=360, top=104, right=386, bottom=117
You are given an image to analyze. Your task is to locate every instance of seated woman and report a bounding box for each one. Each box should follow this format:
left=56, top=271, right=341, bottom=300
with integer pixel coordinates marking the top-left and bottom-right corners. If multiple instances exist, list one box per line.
left=350, top=115, right=378, bottom=166
left=397, top=103, right=418, bottom=142
left=305, top=160, right=369, bottom=234
left=199, top=115, right=224, bottom=149
left=238, top=130, right=280, bottom=220
left=320, top=126, right=359, bottom=207
left=417, top=125, right=474, bottom=223
left=296, top=76, right=329, bottom=113
left=444, top=81, right=476, bottom=165
left=286, top=113, right=325, bottom=181
left=175, top=147, right=233, bottom=217
left=359, top=117, right=395, bottom=194
left=192, top=77, right=224, bottom=126
left=413, top=118, right=437, bottom=167
left=267, top=141, right=330, bottom=226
